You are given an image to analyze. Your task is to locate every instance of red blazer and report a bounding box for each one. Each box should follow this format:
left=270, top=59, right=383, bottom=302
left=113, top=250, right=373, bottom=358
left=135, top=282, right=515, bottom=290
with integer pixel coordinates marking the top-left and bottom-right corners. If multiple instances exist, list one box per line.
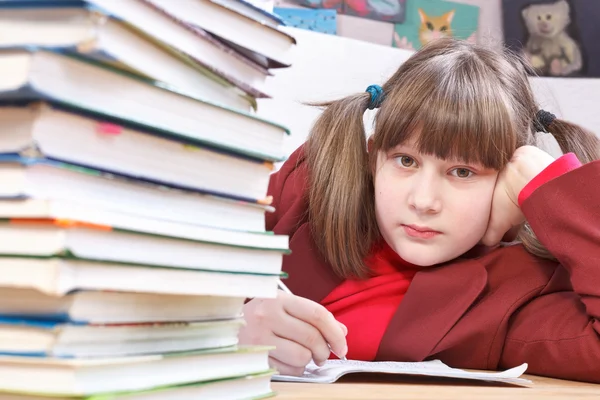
left=267, top=145, right=600, bottom=383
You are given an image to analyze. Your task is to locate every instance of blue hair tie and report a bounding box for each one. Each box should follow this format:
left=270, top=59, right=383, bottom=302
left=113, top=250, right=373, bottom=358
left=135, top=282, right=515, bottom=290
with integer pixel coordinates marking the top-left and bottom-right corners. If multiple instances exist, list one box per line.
left=366, top=84, right=385, bottom=110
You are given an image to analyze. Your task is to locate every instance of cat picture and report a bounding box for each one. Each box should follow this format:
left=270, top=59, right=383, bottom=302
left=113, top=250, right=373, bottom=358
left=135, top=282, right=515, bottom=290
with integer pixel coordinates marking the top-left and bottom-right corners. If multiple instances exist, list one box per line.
left=392, top=0, right=479, bottom=50
left=521, top=0, right=583, bottom=76
left=418, top=9, right=455, bottom=47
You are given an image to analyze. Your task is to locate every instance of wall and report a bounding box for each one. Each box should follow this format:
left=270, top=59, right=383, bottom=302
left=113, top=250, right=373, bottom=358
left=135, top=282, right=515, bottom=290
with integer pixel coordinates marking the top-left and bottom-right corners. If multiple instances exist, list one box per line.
left=258, top=27, right=600, bottom=159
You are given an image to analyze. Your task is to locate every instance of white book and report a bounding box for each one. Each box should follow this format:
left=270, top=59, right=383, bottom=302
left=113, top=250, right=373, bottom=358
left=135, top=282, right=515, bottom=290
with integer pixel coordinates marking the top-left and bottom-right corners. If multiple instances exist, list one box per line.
left=0, top=163, right=269, bottom=233
left=144, top=0, right=295, bottom=65
left=215, top=0, right=285, bottom=29
left=0, top=318, right=244, bottom=358
left=0, top=48, right=289, bottom=161
left=0, top=200, right=287, bottom=250
left=0, top=257, right=280, bottom=298
left=0, top=346, right=271, bottom=396
left=0, top=287, right=246, bottom=324
left=0, top=104, right=273, bottom=201
left=0, top=7, right=262, bottom=112
left=0, top=222, right=286, bottom=275
left=85, top=0, right=272, bottom=90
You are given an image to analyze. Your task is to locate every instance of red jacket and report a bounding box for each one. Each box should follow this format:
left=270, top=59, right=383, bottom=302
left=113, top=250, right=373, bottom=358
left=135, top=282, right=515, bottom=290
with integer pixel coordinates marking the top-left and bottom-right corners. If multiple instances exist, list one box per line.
left=267, top=145, right=600, bottom=383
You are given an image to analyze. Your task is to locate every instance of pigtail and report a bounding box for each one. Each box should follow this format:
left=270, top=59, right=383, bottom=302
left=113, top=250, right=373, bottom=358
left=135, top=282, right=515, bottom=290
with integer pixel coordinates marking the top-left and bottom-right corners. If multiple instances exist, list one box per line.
left=519, top=118, right=600, bottom=260
left=545, top=119, right=600, bottom=164
left=305, top=93, right=378, bottom=278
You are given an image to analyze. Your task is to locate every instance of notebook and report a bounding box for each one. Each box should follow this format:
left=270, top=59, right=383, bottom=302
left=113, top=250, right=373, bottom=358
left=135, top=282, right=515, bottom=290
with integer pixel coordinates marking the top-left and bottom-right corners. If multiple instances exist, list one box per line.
left=273, top=359, right=533, bottom=387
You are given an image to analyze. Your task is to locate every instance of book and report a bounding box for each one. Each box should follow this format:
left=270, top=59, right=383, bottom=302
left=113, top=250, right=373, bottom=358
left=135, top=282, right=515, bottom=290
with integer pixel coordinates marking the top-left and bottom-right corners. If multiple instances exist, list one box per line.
left=0, top=6, right=264, bottom=112
left=0, top=371, right=275, bottom=399
left=273, top=359, right=533, bottom=387
left=0, top=257, right=281, bottom=298
left=215, top=0, right=286, bottom=29
left=0, top=0, right=272, bottom=91
left=0, top=163, right=270, bottom=233
left=0, top=103, right=274, bottom=201
left=143, top=0, right=296, bottom=65
left=0, top=346, right=272, bottom=396
left=0, top=288, right=246, bottom=324
left=0, top=200, right=284, bottom=249
left=82, top=0, right=273, bottom=90
left=0, top=220, right=287, bottom=274
left=0, top=317, right=244, bottom=358
left=0, top=47, right=290, bottom=162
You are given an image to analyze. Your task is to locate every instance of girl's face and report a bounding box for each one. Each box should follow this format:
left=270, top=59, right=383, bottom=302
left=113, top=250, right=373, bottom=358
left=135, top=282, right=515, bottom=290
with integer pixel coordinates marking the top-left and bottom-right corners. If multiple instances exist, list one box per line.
left=374, top=140, right=499, bottom=267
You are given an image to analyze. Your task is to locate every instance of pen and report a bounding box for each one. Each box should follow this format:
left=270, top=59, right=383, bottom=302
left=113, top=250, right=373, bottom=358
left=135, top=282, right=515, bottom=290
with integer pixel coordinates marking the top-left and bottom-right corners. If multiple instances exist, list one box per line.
left=278, top=279, right=348, bottom=361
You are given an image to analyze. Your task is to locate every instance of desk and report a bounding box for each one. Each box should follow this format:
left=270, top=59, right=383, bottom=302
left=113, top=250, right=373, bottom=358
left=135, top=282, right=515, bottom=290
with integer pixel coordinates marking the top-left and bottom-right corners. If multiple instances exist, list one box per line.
left=272, top=374, right=600, bottom=399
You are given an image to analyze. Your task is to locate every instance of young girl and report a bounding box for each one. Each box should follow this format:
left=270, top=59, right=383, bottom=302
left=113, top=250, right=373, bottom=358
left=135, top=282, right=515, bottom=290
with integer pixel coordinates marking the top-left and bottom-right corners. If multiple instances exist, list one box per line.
left=239, top=38, right=600, bottom=383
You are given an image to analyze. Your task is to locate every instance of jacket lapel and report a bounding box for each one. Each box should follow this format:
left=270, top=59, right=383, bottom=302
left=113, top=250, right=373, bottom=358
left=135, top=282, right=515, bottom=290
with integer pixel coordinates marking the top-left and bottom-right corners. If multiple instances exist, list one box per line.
left=284, top=223, right=343, bottom=302
left=376, top=259, right=487, bottom=361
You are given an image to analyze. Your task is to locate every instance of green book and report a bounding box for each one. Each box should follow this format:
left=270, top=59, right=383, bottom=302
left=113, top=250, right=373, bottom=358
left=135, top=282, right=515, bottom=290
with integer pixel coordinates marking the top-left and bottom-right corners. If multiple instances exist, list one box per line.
left=0, top=346, right=275, bottom=397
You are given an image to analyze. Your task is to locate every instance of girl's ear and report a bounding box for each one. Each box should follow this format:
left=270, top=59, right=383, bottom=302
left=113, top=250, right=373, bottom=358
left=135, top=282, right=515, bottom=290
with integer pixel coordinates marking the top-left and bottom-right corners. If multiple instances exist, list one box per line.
left=367, top=136, right=374, bottom=153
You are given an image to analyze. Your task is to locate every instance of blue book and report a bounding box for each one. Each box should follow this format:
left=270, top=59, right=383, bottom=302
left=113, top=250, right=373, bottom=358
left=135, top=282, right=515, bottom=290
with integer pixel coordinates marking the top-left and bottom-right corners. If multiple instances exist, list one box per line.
left=0, top=288, right=247, bottom=325
left=0, top=316, right=243, bottom=358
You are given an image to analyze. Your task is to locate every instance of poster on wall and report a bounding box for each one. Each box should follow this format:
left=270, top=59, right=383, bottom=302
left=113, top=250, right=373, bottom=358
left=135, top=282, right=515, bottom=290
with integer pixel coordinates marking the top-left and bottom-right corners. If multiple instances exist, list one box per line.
left=287, top=0, right=405, bottom=22
left=343, top=0, right=406, bottom=23
left=274, top=7, right=337, bottom=34
left=286, top=0, right=342, bottom=12
left=503, top=0, right=600, bottom=77
left=392, top=0, right=479, bottom=51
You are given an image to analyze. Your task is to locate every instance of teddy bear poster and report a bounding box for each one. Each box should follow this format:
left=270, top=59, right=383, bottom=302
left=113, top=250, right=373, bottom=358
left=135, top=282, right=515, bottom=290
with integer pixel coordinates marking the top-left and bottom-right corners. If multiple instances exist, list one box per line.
left=503, top=0, right=598, bottom=78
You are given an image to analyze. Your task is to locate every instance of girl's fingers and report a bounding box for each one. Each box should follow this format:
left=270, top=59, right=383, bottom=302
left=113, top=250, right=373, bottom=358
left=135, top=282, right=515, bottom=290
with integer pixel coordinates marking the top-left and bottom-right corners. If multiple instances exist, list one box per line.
left=269, top=336, right=313, bottom=369
left=281, top=293, right=348, bottom=358
left=271, top=312, right=331, bottom=366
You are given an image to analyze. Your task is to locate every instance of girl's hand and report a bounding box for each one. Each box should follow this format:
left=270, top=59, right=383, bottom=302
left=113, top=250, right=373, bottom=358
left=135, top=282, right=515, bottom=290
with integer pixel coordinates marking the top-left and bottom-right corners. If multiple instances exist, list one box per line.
left=481, top=146, right=555, bottom=246
left=239, top=291, right=348, bottom=376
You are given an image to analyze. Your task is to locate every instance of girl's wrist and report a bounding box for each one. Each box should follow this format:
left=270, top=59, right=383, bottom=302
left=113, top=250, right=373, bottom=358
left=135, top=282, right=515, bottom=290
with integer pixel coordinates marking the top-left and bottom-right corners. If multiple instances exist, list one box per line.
left=517, top=152, right=581, bottom=206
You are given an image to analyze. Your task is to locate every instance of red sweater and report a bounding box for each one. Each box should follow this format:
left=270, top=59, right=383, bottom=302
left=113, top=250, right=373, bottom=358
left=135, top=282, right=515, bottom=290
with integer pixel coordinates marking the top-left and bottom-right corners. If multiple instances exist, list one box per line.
left=321, top=153, right=581, bottom=361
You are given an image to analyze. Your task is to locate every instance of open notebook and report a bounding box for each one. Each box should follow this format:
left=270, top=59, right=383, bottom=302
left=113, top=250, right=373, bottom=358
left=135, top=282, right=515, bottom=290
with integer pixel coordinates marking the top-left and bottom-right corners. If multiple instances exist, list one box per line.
left=272, top=359, right=533, bottom=387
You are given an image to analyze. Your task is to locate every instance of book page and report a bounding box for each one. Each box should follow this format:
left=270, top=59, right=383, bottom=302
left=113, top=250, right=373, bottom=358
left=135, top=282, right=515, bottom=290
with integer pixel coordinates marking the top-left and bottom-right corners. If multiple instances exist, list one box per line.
left=272, top=359, right=533, bottom=387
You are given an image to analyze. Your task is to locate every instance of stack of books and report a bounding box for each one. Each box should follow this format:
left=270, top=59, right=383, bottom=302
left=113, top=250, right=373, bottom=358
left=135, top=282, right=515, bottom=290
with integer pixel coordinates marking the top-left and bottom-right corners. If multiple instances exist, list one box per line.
left=0, top=0, right=295, bottom=398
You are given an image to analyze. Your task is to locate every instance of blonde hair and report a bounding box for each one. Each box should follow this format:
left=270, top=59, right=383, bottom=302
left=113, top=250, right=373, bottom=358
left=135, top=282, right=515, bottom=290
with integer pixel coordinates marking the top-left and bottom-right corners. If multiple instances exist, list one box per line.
left=306, top=38, right=600, bottom=278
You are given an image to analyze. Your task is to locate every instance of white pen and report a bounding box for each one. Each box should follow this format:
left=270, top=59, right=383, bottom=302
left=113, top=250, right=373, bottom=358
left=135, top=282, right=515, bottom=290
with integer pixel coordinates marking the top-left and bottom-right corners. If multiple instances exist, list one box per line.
left=278, top=279, right=348, bottom=361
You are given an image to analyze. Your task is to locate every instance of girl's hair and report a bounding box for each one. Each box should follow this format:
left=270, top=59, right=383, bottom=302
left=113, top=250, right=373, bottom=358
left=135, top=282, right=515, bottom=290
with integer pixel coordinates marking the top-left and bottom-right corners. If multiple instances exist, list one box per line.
left=306, top=38, right=600, bottom=278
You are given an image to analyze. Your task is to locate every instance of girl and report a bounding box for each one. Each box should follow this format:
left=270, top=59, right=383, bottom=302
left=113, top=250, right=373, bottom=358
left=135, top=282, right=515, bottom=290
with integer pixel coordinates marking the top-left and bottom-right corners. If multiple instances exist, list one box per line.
left=239, top=38, right=600, bottom=383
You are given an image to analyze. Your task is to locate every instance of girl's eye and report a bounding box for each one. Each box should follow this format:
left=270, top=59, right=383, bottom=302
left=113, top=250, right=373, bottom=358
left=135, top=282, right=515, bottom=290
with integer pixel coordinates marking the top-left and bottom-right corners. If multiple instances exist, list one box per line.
left=451, top=168, right=474, bottom=178
left=397, top=155, right=416, bottom=168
